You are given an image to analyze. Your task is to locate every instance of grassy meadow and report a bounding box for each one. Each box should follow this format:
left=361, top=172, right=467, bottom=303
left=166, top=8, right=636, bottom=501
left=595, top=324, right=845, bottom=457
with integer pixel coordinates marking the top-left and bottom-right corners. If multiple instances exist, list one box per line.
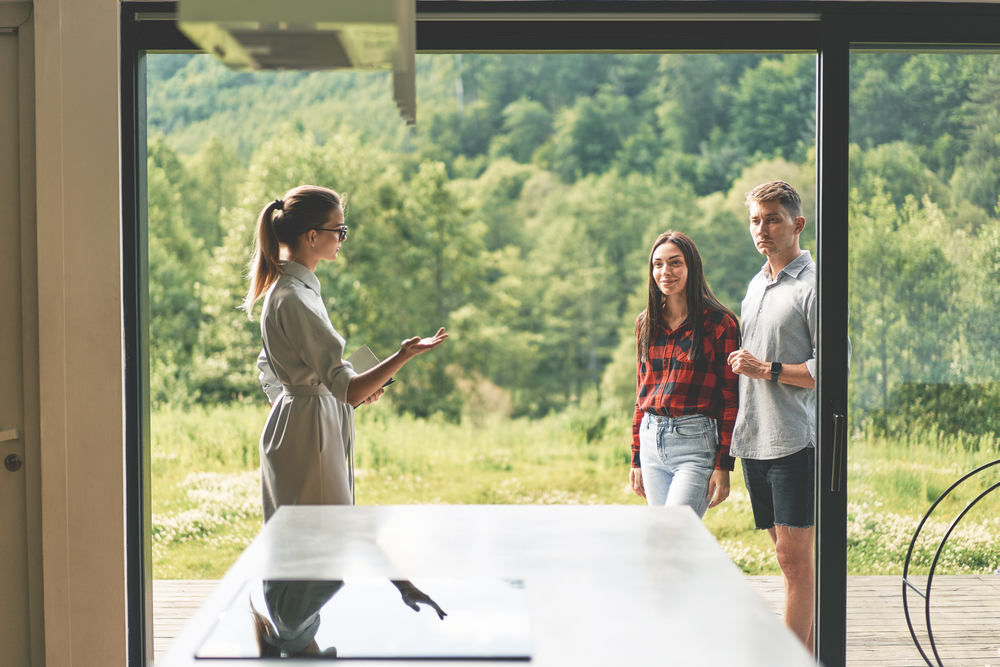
left=151, top=403, right=1000, bottom=580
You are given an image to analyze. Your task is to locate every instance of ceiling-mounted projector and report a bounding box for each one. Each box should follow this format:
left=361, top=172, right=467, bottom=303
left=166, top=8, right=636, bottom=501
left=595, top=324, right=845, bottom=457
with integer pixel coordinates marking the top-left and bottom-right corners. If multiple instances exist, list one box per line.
left=178, top=0, right=415, bottom=124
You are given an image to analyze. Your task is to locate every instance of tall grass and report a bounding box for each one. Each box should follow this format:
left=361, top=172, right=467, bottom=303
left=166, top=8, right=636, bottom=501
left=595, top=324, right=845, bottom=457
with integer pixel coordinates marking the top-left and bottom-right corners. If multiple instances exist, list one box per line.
left=151, top=404, right=1000, bottom=579
left=847, top=428, right=1000, bottom=576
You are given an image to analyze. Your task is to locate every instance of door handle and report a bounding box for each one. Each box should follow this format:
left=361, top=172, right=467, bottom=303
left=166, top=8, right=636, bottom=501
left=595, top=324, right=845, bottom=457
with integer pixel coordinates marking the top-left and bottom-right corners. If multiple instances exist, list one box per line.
left=0, top=427, right=21, bottom=443
left=831, top=413, right=846, bottom=492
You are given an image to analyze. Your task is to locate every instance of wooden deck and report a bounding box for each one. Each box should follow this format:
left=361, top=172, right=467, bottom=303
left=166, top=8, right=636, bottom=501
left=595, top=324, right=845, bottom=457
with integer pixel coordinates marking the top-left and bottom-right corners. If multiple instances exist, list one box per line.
left=153, top=575, right=1000, bottom=665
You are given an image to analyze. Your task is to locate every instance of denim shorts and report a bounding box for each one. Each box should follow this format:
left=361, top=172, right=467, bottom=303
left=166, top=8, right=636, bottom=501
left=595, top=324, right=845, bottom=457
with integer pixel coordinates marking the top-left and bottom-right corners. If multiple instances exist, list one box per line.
left=741, top=447, right=814, bottom=530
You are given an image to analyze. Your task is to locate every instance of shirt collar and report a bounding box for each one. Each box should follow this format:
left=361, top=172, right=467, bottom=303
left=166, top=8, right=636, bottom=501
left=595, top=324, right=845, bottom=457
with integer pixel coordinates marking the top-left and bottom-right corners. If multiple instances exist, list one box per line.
left=659, top=308, right=717, bottom=335
left=759, top=250, right=812, bottom=282
left=281, top=261, right=322, bottom=294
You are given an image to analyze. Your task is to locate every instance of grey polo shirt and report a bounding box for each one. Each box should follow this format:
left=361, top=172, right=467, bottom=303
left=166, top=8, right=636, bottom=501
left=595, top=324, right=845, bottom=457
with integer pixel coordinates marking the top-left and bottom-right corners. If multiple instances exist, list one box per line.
left=730, top=251, right=817, bottom=460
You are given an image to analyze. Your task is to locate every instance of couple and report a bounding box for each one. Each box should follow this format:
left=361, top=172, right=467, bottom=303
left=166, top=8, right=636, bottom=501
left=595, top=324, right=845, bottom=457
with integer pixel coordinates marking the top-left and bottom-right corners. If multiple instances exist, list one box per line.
left=629, top=180, right=816, bottom=650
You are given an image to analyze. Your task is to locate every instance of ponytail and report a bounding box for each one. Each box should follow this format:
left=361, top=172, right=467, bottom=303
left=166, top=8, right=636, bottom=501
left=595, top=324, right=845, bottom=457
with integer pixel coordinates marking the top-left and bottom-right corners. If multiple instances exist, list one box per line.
left=240, top=185, right=344, bottom=319
left=241, top=200, right=284, bottom=318
left=248, top=598, right=282, bottom=658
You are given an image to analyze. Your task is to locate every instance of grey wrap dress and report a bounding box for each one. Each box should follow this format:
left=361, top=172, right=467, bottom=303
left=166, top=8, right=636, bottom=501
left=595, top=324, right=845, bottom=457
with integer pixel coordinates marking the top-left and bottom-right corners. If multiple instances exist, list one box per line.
left=257, top=261, right=358, bottom=522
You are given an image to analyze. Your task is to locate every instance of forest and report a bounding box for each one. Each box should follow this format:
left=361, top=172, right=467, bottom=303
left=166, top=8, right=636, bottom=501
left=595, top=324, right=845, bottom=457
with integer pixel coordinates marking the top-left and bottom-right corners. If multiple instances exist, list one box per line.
left=144, top=51, right=1000, bottom=578
left=147, top=51, right=1000, bottom=436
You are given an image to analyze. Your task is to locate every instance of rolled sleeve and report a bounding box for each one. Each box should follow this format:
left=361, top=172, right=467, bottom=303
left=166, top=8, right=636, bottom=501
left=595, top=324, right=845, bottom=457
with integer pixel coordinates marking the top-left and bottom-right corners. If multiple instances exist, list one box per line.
left=714, top=315, right=740, bottom=471
left=632, top=397, right=643, bottom=468
left=804, top=290, right=818, bottom=379
left=632, top=322, right=644, bottom=468
left=299, top=328, right=358, bottom=403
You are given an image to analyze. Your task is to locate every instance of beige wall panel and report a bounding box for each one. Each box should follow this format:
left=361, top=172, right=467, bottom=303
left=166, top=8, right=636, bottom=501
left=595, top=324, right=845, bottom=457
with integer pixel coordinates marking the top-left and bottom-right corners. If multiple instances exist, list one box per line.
left=34, top=0, right=126, bottom=665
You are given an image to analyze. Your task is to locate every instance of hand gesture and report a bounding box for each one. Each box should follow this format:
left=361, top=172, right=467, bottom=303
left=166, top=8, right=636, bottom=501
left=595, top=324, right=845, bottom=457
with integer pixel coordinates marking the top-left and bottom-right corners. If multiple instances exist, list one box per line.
left=399, top=328, right=448, bottom=360
left=345, top=329, right=448, bottom=407
left=394, top=581, right=447, bottom=620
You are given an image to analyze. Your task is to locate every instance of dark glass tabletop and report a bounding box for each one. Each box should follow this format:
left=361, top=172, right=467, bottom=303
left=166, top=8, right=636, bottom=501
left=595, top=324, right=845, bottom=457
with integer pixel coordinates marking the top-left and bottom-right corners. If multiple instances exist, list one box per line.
left=195, top=577, right=531, bottom=660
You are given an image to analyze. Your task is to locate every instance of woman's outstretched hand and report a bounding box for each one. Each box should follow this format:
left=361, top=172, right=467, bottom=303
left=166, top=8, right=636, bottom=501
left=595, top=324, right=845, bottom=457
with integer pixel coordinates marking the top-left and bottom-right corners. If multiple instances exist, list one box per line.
left=399, top=328, right=448, bottom=359
left=392, top=580, right=447, bottom=620
left=345, top=329, right=448, bottom=407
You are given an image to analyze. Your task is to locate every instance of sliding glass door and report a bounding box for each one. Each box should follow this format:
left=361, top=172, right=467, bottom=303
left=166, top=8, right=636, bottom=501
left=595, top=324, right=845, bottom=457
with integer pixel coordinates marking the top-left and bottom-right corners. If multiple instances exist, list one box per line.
left=847, top=48, right=1000, bottom=665
left=121, top=5, right=1000, bottom=666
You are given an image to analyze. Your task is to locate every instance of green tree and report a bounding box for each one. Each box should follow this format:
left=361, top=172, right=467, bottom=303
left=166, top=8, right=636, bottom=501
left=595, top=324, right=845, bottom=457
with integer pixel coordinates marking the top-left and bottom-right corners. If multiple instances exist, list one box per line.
left=530, top=213, right=620, bottom=404
left=851, top=141, right=947, bottom=210
left=488, top=98, right=553, bottom=164
left=850, top=65, right=907, bottom=149
left=849, top=189, right=959, bottom=425
left=964, top=220, right=1000, bottom=382
left=147, top=137, right=208, bottom=407
left=535, top=87, right=635, bottom=182
left=655, top=54, right=759, bottom=155
left=452, top=158, right=539, bottom=252
left=490, top=170, right=684, bottom=414
left=730, top=54, right=816, bottom=165
left=354, top=161, right=487, bottom=419
left=951, top=60, right=1000, bottom=215
left=185, top=136, right=244, bottom=249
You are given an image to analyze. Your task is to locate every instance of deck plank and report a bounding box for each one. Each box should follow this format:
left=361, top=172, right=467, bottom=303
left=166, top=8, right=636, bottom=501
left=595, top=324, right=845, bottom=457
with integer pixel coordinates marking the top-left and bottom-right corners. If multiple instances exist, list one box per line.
left=152, top=575, right=1000, bottom=665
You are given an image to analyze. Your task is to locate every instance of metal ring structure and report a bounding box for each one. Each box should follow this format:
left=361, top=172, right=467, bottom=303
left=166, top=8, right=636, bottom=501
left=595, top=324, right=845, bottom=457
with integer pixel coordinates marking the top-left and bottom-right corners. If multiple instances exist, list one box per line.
left=901, top=458, right=1000, bottom=667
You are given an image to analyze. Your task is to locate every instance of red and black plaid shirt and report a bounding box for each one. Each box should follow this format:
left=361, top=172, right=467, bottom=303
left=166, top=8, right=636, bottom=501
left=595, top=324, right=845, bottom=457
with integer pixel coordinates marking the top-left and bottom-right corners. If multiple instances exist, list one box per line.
left=632, top=309, right=739, bottom=470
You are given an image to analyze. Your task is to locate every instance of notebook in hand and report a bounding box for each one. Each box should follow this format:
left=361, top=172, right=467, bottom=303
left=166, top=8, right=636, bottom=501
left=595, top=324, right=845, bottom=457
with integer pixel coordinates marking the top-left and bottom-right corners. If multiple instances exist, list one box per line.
left=346, top=345, right=394, bottom=407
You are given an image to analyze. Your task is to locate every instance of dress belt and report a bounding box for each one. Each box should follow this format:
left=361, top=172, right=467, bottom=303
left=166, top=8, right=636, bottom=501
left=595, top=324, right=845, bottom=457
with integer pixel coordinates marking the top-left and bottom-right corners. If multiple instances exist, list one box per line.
left=281, top=384, right=333, bottom=396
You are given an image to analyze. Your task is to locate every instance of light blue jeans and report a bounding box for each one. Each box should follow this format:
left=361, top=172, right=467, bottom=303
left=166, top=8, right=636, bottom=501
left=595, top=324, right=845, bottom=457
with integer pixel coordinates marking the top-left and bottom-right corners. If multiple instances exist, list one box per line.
left=639, top=412, right=718, bottom=518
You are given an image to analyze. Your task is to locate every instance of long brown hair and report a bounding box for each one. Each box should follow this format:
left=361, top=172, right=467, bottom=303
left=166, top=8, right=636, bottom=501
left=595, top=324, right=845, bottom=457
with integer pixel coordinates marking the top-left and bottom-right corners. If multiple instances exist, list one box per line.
left=637, top=231, right=739, bottom=362
left=249, top=598, right=282, bottom=658
left=240, top=185, right=345, bottom=318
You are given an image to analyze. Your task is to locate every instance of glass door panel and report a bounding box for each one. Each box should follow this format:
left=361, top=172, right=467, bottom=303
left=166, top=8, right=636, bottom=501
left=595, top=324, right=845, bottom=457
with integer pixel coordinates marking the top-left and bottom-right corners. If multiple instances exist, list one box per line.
left=848, top=51, right=1000, bottom=665
left=144, top=50, right=818, bottom=655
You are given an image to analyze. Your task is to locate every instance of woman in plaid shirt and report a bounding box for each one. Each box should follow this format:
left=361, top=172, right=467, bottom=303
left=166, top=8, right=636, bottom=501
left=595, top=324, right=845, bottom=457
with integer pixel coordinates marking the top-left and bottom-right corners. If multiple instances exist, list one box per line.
left=628, top=231, right=740, bottom=517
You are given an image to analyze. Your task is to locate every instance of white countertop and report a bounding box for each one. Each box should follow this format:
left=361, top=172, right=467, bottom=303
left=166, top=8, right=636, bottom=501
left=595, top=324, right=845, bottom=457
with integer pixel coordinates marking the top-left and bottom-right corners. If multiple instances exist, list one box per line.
left=157, top=505, right=814, bottom=666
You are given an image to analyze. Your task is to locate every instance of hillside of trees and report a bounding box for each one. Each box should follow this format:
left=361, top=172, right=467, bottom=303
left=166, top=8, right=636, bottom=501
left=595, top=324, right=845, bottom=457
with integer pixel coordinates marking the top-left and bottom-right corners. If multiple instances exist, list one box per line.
left=146, top=52, right=1000, bottom=439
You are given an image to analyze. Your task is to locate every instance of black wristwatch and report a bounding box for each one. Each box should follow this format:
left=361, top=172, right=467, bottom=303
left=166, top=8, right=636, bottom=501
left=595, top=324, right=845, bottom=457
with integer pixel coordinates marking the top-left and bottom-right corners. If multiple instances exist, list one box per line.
left=770, top=362, right=783, bottom=383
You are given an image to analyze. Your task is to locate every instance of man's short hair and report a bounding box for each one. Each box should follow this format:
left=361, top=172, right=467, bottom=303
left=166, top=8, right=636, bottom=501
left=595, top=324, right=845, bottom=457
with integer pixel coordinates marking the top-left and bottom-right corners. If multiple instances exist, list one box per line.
left=744, top=181, right=802, bottom=219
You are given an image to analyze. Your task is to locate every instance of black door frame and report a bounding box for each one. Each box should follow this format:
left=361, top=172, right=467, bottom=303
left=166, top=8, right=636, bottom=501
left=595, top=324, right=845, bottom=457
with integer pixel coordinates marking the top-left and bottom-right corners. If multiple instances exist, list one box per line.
left=121, top=4, right=1000, bottom=666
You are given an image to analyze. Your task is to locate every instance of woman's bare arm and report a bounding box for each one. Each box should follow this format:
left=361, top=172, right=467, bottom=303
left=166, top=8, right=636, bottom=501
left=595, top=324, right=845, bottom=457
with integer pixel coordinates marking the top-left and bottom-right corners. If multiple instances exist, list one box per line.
left=345, top=328, right=448, bottom=406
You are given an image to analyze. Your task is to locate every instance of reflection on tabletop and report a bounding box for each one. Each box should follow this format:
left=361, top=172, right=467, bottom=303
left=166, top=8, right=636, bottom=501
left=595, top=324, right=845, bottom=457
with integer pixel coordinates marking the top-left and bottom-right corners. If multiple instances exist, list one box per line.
left=249, top=579, right=446, bottom=658
left=197, top=577, right=529, bottom=660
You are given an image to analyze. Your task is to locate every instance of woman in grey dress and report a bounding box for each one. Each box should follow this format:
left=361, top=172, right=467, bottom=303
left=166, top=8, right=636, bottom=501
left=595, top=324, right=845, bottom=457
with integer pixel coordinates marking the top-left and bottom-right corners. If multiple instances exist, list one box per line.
left=241, top=185, right=447, bottom=521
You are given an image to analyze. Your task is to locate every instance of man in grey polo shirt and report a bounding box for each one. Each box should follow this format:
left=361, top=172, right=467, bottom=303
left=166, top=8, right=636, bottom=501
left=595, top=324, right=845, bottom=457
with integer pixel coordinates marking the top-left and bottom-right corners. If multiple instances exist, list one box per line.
left=728, top=180, right=817, bottom=651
